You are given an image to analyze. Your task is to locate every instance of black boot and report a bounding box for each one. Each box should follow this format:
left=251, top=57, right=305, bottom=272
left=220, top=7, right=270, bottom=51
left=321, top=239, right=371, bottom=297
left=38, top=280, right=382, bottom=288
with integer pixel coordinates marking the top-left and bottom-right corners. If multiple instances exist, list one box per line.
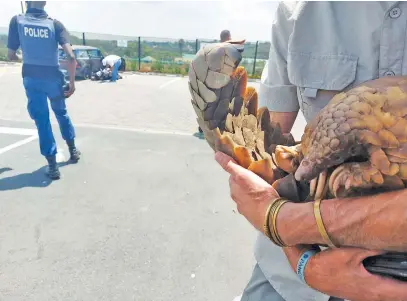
left=45, top=156, right=60, bottom=180
left=67, top=140, right=81, bottom=163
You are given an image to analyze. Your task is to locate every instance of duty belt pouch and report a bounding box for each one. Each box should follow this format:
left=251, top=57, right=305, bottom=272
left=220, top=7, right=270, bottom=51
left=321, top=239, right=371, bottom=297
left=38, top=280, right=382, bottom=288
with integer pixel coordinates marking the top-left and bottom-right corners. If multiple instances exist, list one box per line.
left=50, top=69, right=70, bottom=101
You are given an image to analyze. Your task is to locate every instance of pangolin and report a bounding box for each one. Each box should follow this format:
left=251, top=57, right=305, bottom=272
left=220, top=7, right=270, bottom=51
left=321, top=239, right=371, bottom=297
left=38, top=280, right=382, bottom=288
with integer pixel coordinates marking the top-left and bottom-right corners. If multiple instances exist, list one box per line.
left=295, top=77, right=407, bottom=199
left=188, top=41, right=407, bottom=281
left=189, top=40, right=407, bottom=201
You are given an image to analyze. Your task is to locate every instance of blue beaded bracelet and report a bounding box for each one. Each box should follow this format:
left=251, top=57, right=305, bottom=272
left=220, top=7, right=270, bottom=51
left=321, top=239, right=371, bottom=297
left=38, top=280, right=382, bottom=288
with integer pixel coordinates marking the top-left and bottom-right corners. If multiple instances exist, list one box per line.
left=296, top=249, right=319, bottom=283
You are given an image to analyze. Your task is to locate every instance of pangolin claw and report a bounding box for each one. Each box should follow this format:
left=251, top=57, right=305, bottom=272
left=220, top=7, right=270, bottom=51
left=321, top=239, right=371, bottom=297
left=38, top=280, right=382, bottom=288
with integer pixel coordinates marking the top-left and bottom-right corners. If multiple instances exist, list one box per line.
left=274, top=144, right=302, bottom=174
left=328, top=162, right=384, bottom=198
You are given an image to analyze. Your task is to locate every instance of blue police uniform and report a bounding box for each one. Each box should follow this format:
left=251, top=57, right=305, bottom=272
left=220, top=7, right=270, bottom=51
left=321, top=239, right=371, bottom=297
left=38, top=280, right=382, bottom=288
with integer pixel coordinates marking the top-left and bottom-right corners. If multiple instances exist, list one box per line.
left=8, top=7, right=79, bottom=177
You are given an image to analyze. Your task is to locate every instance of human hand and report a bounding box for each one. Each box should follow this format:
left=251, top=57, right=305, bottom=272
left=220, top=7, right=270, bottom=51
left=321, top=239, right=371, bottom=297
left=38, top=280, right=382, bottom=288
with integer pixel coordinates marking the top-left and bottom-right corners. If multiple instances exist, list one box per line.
left=285, top=246, right=407, bottom=301
left=215, top=152, right=280, bottom=232
left=64, top=82, right=76, bottom=98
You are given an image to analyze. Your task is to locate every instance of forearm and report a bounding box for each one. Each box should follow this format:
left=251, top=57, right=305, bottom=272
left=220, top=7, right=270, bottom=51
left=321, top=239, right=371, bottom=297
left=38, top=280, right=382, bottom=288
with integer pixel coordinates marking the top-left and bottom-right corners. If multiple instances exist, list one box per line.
left=61, top=43, right=76, bottom=83
left=276, top=189, right=407, bottom=251
left=66, top=59, right=76, bottom=83
left=269, top=111, right=298, bottom=134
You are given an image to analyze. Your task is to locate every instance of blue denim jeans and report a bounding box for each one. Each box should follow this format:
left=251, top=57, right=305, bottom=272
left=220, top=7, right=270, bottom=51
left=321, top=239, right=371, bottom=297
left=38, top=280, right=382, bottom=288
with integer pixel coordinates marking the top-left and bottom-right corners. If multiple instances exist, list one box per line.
left=23, top=76, right=76, bottom=157
left=111, top=59, right=122, bottom=82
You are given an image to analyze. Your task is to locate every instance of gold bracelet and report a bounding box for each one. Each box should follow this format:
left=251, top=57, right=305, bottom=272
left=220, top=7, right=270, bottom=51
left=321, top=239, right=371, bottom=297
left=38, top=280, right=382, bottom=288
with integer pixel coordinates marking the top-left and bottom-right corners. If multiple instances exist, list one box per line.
left=268, top=201, right=281, bottom=245
left=263, top=200, right=275, bottom=240
left=263, top=198, right=287, bottom=247
left=313, top=198, right=337, bottom=249
left=271, top=199, right=288, bottom=247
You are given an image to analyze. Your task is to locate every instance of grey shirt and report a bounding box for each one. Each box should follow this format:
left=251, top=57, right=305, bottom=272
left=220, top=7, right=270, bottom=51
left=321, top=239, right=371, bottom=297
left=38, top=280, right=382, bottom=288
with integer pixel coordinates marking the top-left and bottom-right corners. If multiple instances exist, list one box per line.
left=256, top=1, right=407, bottom=300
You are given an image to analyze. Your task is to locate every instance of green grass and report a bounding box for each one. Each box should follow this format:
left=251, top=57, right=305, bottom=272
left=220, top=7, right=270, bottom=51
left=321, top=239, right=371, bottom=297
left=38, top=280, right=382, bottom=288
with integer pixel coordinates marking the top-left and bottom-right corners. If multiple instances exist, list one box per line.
left=124, top=60, right=262, bottom=79
left=0, top=47, right=8, bottom=61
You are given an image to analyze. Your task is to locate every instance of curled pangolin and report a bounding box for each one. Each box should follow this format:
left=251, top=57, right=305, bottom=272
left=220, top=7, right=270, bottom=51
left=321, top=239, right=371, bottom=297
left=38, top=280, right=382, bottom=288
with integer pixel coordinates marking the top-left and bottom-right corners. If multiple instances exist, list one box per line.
left=295, top=77, right=407, bottom=199
left=188, top=41, right=407, bottom=201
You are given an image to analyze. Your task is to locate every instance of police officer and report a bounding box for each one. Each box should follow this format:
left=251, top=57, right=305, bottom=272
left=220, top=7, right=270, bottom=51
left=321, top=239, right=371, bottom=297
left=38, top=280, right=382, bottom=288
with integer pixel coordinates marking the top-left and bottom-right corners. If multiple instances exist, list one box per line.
left=7, top=1, right=80, bottom=180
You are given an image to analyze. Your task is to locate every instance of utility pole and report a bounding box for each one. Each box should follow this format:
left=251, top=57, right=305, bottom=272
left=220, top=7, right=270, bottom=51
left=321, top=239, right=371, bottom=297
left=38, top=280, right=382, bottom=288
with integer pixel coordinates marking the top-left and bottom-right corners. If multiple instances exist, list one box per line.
left=252, top=41, right=259, bottom=76
left=138, top=37, right=141, bottom=71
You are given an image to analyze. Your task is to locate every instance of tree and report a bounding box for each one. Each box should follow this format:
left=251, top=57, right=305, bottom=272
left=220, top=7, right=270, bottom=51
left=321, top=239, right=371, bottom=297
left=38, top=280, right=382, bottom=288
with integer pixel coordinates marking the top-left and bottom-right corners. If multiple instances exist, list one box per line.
left=178, top=39, right=185, bottom=57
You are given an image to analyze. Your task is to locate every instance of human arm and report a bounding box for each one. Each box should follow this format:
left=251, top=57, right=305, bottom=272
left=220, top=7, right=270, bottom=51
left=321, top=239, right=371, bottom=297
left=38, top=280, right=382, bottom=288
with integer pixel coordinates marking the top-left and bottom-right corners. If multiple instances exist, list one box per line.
left=215, top=150, right=407, bottom=252
left=277, top=189, right=407, bottom=252
left=269, top=111, right=298, bottom=134
left=283, top=246, right=407, bottom=301
left=215, top=153, right=407, bottom=300
left=55, top=20, right=76, bottom=97
left=258, top=3, right=299, bottom=134
left=7, top=16, right=22, bottom=62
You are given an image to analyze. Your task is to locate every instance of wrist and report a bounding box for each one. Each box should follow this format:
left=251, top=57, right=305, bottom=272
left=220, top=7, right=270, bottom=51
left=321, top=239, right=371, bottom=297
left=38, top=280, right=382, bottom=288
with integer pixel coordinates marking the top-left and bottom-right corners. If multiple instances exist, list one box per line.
left=277, top=201, right=322, bottom=246
left=296, top=247, right=320, bottom=284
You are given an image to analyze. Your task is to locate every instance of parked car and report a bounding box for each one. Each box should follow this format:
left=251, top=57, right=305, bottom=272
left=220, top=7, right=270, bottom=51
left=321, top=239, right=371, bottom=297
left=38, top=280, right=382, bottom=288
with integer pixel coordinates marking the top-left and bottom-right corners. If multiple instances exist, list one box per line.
left=58, top=45, right=104, bottom=79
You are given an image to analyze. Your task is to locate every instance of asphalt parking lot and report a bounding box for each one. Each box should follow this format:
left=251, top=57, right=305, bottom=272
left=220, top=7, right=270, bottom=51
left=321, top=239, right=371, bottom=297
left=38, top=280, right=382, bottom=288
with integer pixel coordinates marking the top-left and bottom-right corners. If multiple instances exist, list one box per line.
left=0, top=63, right=306, bottom=301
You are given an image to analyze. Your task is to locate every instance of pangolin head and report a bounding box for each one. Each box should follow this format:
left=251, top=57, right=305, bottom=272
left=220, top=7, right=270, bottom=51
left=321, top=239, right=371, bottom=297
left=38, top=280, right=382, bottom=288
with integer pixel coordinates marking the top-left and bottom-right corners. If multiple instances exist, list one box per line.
left=294, top=103, right=367, bottom=182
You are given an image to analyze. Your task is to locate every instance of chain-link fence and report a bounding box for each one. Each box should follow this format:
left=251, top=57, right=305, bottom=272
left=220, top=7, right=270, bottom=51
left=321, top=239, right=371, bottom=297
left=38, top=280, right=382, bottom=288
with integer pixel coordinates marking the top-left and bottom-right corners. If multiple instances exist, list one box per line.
left=0, top=30, right=271, bottom=78
left=69, top=31, right=270, bottom=78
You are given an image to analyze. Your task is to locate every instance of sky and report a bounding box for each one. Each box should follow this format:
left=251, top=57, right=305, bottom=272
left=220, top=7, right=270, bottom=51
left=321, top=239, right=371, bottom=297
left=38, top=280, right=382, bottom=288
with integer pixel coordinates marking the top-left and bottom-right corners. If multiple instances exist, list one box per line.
left=0, top=1, right=279, bottom=42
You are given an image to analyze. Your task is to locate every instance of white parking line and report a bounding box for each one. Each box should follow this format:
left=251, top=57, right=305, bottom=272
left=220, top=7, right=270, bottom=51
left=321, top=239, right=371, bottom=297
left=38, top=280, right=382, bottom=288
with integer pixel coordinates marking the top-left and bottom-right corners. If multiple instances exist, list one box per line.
left=0, top=127, right=37, bottom=136
left=0, top=118, right=193, bottom=136
left=0, top=135, right=38, bottom=155
left=159, top=77, right=181, bottom=89
left=74, top=122, right=193, bottom=136
left=0, top=126, right=39, bottom=156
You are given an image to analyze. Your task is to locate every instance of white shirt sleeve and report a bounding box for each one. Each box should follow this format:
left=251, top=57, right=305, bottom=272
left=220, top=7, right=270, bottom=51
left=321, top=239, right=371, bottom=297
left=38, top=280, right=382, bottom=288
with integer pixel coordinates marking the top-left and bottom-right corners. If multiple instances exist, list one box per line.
left=258, top=2, right=299, bottom=112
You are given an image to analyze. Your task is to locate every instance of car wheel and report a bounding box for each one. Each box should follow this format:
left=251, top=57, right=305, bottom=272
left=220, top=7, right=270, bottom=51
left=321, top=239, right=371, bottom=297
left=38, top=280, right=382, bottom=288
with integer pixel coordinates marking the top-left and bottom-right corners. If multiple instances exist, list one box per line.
left=83, top=68, right=91, bottom=79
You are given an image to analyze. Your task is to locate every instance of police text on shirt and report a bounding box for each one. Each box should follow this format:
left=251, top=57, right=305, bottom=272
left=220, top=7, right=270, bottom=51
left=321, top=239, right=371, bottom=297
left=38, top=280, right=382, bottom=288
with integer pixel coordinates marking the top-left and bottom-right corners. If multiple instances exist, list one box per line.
left=24, top=26, right=49, bottom=38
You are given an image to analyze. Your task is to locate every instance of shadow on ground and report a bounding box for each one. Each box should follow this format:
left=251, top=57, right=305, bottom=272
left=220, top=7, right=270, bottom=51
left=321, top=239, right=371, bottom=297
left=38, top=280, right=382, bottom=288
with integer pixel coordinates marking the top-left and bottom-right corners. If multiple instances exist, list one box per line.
left=0, top=161, right=72, bottom=191
left=0, top=167, right=13, bottom=176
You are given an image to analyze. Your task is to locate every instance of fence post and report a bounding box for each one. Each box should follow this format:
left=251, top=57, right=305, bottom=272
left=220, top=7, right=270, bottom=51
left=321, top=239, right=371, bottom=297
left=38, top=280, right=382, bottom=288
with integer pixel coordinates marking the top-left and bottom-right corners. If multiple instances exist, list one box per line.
left=138, top=37, right=141, bottom=71
left=195, top=39, right=199, bottom=53
left=82, top=32, right=86, bottom=46
left=252, top=41, right=259, bottom=76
